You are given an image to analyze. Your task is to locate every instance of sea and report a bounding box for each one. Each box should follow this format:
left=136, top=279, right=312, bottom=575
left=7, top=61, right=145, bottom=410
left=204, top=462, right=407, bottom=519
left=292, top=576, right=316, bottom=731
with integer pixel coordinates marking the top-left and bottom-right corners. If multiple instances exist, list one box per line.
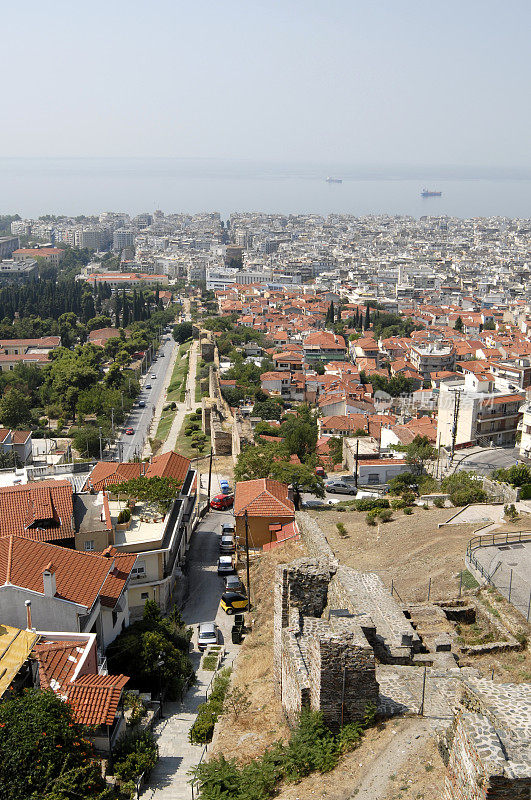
left=0, top=157, right=530, bottom=220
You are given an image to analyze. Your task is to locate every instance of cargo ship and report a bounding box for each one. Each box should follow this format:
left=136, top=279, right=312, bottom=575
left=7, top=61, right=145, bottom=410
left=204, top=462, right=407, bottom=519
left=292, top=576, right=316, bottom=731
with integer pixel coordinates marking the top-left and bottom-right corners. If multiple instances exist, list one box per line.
left=421, top=189, right=442, bottom=197
left=326, top=177, right=342, bottom=184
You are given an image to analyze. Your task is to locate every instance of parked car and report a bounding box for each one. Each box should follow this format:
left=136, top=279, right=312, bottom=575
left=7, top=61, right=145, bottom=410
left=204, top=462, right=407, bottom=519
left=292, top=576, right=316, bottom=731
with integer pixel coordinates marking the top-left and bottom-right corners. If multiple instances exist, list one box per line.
left=125, top=428, right=134, bottom=435
left=224, top=574, right=245, bottom=593
left=301, top=498, right=327, bottom=509
left=220, top=480, right=231, bottom=495
left=138, top=400, right=146, bottom=408
left=325, top=480, right=357, bottom=495
left=315, top=466, right=326, bottom=477
left=151, top=374, right=156, bottom=379
left=217, top=555, right=235, bottom=575
left=197, top=622, right=219, bottom=651
left=210, top=494, right=234, bottom=511
left=220, top=591, right=248, bottom=615
left=145, top=383, right=152, bottom=390
left=219, top=535, right=235, bottom=554
left=221, top=521, right=235, bottom=535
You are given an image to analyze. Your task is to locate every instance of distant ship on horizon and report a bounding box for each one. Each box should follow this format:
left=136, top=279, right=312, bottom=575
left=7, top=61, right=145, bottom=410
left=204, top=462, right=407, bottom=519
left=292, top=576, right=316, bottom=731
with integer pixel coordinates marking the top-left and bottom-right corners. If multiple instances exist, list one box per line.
left=326, top=176, right=342, bottom=184
left=421, top=188, right=442, bottom=197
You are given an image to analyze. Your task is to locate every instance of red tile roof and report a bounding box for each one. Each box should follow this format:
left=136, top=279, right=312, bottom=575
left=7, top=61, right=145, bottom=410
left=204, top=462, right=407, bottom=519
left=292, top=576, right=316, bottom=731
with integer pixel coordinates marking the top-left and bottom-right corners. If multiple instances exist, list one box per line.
left=0, top=536, right=135, bottom=609
left=0, top=480, right=74, bottom=542
left=67, top=673, right=129, bottom=726
left=234, top=479, right=294, bottom=518
left=146, top=451, right=191, bottom=485
left=33, top=640, right=88, bottom=693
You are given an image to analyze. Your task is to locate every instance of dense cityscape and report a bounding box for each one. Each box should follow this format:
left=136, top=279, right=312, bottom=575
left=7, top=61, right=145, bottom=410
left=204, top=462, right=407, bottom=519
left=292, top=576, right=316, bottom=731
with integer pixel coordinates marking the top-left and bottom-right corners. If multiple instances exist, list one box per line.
left=0, top=206, right=529, bottom=799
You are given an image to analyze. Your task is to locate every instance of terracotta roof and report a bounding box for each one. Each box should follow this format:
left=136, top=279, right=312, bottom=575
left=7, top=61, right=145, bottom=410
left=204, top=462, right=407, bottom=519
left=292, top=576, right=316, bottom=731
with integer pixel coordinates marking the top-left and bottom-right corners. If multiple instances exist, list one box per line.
left=0, top=536, right=134, bottom=609
left=146, top=451, right=190, bottom=485
left=66, top=673, right=129, bottom=726
left=0, top=480, right=74, bottom=542
left=33, top=640, right=88, bottom=693
left=234, top=479, right=294, bottom=518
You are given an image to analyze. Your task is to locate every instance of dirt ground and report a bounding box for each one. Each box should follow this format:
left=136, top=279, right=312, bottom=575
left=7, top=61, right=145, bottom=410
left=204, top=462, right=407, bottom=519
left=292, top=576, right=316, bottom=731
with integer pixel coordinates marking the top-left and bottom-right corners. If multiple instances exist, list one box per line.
left=309, top=507, right=478, bottom=602
left=212, top=539, right=303, bottom=762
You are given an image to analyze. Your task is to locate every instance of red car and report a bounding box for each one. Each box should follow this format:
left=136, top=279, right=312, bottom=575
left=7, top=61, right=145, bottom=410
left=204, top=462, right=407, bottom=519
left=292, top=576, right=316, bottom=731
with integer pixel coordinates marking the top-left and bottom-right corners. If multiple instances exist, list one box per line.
left=125, top=428, right=134, bottom=435
left=210, top=494, right=234, bottom=511
left=315, top=466, right=326, bottom=477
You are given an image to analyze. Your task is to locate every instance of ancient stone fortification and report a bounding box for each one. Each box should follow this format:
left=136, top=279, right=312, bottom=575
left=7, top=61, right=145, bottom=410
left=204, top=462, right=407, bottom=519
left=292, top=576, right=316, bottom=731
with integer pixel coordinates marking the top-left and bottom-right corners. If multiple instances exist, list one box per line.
left=443, top=680, right=531, bottom=799
left=280, top=514, right=530, bottom=794
left=274, top=558, right=379, bottom=730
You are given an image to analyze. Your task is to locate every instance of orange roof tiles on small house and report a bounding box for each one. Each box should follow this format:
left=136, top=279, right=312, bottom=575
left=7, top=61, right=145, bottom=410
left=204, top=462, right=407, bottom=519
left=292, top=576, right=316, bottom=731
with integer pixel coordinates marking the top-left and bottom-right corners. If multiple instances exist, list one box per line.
left=234, top=479, right=294, bottom=518
left=66, top=673, right=129, bottom=727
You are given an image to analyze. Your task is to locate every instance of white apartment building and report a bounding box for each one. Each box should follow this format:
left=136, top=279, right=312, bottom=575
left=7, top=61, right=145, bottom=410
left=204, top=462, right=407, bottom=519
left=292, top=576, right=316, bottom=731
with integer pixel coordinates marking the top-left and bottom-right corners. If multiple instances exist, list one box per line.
left=437, top=373, right=523, bottom=449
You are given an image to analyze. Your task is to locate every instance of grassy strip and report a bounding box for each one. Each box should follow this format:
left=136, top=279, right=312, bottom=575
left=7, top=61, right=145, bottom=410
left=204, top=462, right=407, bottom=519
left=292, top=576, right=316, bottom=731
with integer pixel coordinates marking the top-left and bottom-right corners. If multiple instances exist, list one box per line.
left=189, top=668, right=231, bottom=744
left=174, top=410, right=206, bottom=459
left=154, top=341, right=192, bottom=442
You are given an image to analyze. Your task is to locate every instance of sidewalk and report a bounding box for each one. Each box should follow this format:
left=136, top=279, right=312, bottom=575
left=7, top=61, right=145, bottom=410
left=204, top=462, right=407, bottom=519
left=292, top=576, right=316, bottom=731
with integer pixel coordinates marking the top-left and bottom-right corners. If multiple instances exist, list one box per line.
left=141, top=657, right=234, bottom=800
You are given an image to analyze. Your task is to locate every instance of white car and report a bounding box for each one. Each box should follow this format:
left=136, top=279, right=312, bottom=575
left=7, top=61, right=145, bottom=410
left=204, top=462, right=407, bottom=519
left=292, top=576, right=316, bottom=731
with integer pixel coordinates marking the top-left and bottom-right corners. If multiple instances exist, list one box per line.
left=151, top=374, right=156, bottom=379
left=197, top=622, right=219, bottom=651
left=217, top=555, right=235, bottom=575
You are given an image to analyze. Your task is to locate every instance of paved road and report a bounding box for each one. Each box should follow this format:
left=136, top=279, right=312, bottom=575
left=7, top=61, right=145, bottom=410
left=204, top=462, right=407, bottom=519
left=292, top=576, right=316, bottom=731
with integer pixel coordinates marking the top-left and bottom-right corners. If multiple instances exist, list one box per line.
left=142, top=507, right=241, bottom=800
left=454, top=447, right=521, bottom=475
left=115, top=335, right=178, bottom=462
left=471, top=539, right=531, bottom=619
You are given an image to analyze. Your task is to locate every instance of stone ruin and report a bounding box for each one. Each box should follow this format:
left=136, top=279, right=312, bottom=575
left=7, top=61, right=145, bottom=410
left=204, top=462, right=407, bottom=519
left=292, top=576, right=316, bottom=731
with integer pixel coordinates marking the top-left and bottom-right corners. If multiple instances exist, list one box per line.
left=274, top=549, right=531, bottom=795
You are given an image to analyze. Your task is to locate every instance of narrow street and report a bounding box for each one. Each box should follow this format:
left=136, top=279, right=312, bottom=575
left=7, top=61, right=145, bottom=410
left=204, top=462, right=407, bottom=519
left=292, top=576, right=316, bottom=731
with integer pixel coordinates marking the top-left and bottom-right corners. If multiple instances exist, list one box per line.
left=141, top=506, right=241, bottom=800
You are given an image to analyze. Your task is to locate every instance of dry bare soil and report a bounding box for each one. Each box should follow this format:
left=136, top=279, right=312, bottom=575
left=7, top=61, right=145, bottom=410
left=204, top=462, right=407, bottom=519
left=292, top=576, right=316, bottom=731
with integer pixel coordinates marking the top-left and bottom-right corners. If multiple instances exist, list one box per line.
left=309, top=507, right=478, bottom=601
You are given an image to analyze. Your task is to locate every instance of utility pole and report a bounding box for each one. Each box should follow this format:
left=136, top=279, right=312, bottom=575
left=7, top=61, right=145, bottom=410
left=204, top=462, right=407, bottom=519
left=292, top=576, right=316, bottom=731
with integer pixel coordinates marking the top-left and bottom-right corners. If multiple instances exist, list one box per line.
left=111, top=408, right=115, bottom=438
left=99, top=427, right=103, bottom=461
left=451, top=390, right=461, bottom=461
left=354, top=439, right=359, bottom=487
left=244, top=510, right=251, bottom=611
left=207, top=448, right=213, bottom=502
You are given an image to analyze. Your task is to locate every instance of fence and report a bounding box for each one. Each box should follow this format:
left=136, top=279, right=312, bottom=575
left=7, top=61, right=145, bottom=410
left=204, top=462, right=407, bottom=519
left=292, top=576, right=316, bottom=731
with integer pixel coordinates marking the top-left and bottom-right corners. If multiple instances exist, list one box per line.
left=466, top=530, right=531, bottom=620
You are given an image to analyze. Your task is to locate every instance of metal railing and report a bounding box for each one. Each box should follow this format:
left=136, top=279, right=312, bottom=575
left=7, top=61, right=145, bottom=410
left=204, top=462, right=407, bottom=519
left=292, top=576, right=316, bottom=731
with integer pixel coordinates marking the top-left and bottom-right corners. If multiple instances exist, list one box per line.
left=466, top=530, right=531, bottom=620
left=466, top=530, right=531, bottom=564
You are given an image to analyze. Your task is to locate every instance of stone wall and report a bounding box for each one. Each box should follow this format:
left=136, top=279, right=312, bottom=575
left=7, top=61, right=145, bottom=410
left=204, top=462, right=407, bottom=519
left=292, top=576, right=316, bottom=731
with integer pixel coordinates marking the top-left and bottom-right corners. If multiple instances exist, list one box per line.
left=482, top=476, right=519, bottom=504
left=295, top=511, right=337, bottom=561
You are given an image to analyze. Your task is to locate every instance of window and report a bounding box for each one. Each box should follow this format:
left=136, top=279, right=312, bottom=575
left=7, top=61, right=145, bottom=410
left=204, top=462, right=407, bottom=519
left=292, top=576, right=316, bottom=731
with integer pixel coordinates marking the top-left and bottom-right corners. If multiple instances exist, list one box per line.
left=131, top=562, right=146, bottom=578
left=84, top=540, right=95, bottom=551
left=112, top=611, right=118, bottom=627
left=367, top=473, right=380, bottom=484
left=140, top=592, right=149, bottom=600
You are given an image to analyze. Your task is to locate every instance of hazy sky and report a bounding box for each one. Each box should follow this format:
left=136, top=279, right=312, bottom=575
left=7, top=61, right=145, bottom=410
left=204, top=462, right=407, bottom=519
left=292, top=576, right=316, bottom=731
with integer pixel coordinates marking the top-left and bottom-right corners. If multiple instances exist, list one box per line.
left=2, top=0, right=530, bottom=166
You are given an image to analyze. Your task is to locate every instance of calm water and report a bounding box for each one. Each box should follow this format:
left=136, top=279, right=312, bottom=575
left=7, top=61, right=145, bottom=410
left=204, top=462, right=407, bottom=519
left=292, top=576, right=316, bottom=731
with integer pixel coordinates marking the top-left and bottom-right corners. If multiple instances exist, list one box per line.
left=0, top=158, right=530, bottom=220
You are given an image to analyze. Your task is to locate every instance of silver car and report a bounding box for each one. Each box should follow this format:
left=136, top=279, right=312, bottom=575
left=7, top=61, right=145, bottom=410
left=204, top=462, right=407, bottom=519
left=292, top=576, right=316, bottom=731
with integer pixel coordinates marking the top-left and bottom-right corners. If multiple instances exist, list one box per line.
left=197, top=622, right=218, bottom=651
left=325, top=480, right=357, bottom=495
left=217, top=555, right=235, bottom=575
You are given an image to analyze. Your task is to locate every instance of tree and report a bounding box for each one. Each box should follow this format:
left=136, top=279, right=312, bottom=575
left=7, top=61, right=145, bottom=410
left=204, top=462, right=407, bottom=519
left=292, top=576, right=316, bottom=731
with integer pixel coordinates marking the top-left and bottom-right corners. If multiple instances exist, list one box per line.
left=454, top=316, right=464, bottom=332
left=392, top=435, right=436, bottom=474
left=112, top=475, right=183, bottom=511
left=0, top=688, right=109, bottom=800
left=364, top=302, right=370, bottom=330
left=70, top=425, right=103, bottom=458
left=173, top=321, right=193, bottom=343
left=106, top=601, right=193, bottom=700
left=325, top=301, right=335, bottom=325
left=492, top=463, right=531, bottom=487
left=281, top=405, right=318, bottom=463
left=327, top=436, right=343, bottom=467
left=253, top=398, right=283, bottom=421
left=0, top=387, right=32, bottom=428
left=234, top=442, right=324, bottom=497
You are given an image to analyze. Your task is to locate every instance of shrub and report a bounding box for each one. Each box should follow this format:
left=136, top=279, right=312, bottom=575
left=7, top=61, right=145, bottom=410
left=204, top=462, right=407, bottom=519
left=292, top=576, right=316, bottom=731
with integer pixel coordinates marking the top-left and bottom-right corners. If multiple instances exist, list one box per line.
left=189, top=668, right=231, bottom=744
left=401, top=490, right=416, bottom=505
left=202, top=654, right=219, bottom=671
left=190, top=706, right=376, bottom=800
left=117, top=507, right=131, bottom=524
left=520, top=483, right=531, bottom=500
left=433, top=497, right=445, bottom=508
left=378, top=508, right=393, bottom=523
left=504, top=503, right=518, bottom=520
left=442, top=472, right=486, bottom=506
left=391, top=497, right=406, bottom=510
left=403, top=506, right=413, bottom=515
left=366, top=513, right=377, bottom=526
left=354, top=498, right=390, bottom=511
left=336, top=522, right=348, bottom=538
left=170, top=401, right=177, bottom=410
left=113, top=730, right=158, bottom=786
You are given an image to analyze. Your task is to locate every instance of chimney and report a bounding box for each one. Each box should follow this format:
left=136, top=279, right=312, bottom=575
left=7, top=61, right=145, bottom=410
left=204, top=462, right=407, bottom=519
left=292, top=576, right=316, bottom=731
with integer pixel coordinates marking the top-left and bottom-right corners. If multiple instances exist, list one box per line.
left=42, top=563, right=56, bottom=597
left=25, top=600, right=32, bottom=630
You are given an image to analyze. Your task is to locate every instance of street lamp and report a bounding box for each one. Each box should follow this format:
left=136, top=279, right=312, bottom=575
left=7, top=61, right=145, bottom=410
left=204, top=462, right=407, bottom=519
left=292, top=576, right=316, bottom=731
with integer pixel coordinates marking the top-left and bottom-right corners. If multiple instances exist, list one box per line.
left=156, top=652, right=165, bottom=718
